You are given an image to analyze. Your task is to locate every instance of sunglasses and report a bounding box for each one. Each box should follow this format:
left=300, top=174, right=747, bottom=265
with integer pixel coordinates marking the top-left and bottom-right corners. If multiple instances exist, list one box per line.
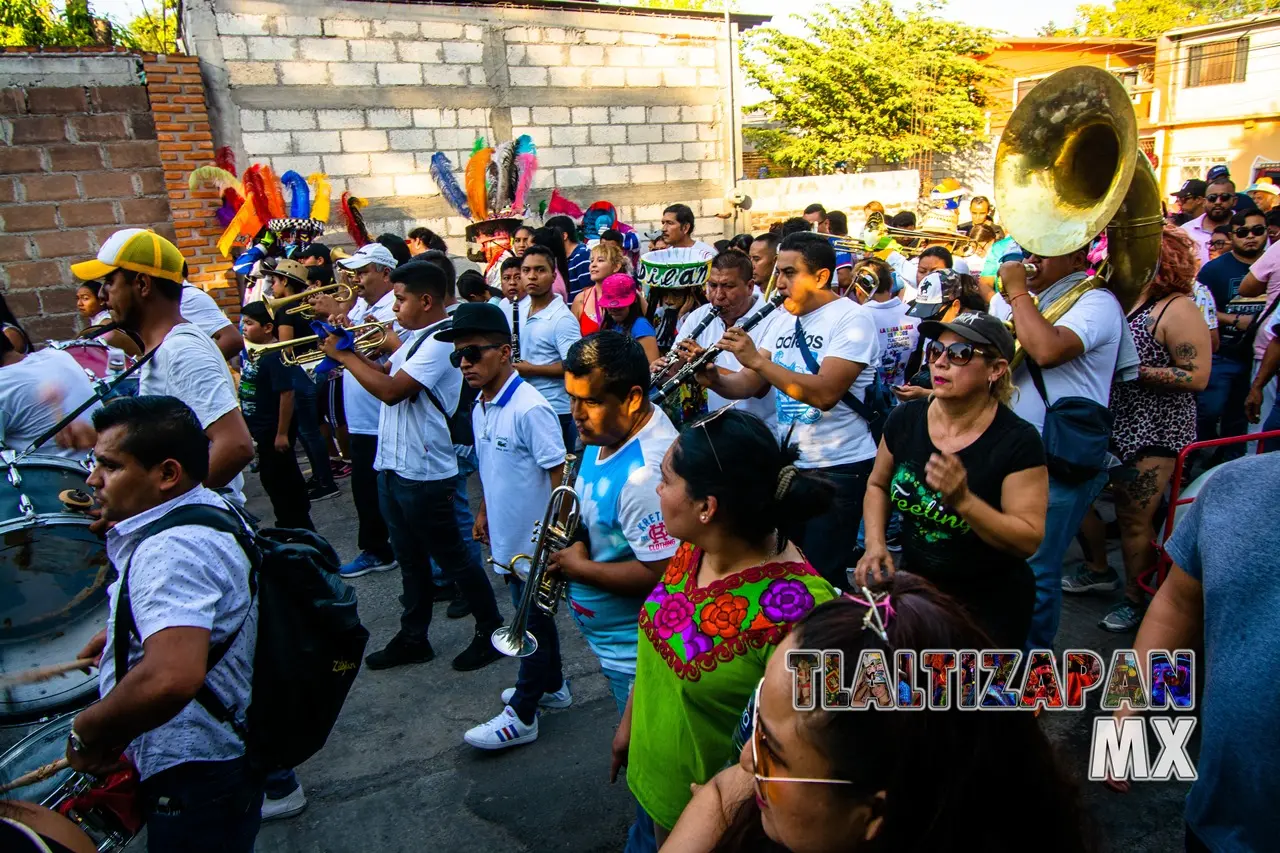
left=1234, top=225, right=1267, bottom=238
left=925, top=339, right=992, bottom=367
left=750, top=678, right=854, bottom=805
left=1206, top=193, right=1234, bottom=203
left=1209, top=240, right=1230, bottom=249
left=449, top=343, right=504, bottom=367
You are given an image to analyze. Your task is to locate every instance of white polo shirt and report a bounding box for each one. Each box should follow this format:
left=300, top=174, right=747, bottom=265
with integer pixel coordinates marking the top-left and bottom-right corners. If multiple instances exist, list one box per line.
left=98, top=486, right=255, bottom=780
left=675, top=295, right=777, bottom=430
left=373, top=321, right=460, bottom=482
left=343, top=289, right=400, bottom=436
left=473, top=373, right=567, bottom=573
left=517, top=294, right=581, bottom=415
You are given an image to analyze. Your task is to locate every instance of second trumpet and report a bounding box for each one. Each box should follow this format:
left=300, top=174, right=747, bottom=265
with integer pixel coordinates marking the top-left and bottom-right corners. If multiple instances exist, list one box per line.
left=249, top=321, right=387, bottom=366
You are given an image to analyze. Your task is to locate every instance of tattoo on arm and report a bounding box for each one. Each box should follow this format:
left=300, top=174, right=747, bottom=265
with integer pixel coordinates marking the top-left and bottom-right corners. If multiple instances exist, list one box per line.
left=1139, top=365, right=1196, bottom=388
left=1173, top=342, right=1198, bottom=363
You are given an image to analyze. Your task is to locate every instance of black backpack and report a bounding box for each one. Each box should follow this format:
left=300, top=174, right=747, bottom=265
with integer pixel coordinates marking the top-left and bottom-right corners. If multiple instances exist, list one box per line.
left=113, top=505, right=369, bottom=772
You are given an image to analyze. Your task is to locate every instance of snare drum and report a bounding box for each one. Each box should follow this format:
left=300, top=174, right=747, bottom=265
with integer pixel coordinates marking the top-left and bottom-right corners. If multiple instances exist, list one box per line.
left=0, top=714, right=136, bottom=851
left=46, top=340, right=137, bottom=399
left=0, top=454, right=108, bottom=721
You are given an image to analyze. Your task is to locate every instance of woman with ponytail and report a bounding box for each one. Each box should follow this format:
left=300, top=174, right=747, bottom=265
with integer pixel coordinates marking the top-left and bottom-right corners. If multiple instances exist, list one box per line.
left=615, top=408, right=838, bottom=849
left=665, top=575, right=1093, bottom=853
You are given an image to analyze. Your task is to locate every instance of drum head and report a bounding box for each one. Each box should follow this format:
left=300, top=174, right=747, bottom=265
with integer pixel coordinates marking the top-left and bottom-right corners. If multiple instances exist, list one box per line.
left=48, top=339, right=111, bottom=380
left=0, top=457, right=107, bottom=720
left=0, top=713, right=77, bottom=805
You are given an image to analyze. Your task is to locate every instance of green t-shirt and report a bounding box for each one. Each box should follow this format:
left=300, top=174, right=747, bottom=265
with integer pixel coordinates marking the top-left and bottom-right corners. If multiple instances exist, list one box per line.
left=627, top=542, right=836, bottom=830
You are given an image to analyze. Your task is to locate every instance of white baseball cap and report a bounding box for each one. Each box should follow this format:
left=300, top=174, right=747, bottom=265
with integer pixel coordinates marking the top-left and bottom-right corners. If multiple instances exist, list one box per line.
left=337, top=242, right=398, bottom=271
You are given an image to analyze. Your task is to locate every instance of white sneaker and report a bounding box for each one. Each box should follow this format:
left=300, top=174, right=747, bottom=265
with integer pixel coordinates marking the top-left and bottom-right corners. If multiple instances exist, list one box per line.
left=463, top=705, right=538, bottom=750
left=261, top=785, right=307, bottom=821
left=500, top=681, right=573, bottom=709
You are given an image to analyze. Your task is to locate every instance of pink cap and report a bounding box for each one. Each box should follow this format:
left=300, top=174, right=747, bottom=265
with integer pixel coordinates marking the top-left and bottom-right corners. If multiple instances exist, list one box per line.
left=598, top=273, right=637, bottom=309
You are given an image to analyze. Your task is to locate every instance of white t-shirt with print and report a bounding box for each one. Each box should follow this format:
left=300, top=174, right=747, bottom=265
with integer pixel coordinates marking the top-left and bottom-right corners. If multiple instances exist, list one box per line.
left=180, top=284, right=234, bottom=337
left=517, top=295, right=581, bottom=415
left=0, top=348, right=101, bottom=460
left=98, top=486, right=255, bottom=781
left=675, top=296, right=777, bottom=430
left=343, top=290, right=399, bottom=436
left=373, top=322, right=461, bottom=482
left=861, top=297, right=920, bottom=388
left=989, top=288, right=1125, bottom=435
left=1192, top=282, right=1219, bottom=330
left=140, top=324, right=245, bottom=506
left=473, top=373, right=567, bottom=573
left=759, top=298, right=882, bottom=468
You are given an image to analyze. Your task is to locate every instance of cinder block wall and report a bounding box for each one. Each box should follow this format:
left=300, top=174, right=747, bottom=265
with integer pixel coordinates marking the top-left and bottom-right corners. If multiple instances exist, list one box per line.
left=186, top=0, right=745, bottom=250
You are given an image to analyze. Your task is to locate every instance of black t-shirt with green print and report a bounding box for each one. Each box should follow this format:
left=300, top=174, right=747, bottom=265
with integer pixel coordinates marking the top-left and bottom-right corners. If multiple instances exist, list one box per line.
left=883, top=398, right=1045, bottom=647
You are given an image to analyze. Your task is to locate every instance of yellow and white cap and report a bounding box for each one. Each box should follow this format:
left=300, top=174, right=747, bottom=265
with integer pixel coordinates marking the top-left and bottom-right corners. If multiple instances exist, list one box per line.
left=71, top=228, right=185, bottom=284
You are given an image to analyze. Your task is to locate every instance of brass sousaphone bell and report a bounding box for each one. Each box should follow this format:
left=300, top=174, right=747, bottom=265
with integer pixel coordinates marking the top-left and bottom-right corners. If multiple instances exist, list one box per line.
left=994, top=66, right=1163, bottom=368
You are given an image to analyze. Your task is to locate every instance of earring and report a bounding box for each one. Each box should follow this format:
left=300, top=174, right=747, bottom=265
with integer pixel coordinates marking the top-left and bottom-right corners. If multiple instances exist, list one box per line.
left=700, top=514, right=709, bottom=523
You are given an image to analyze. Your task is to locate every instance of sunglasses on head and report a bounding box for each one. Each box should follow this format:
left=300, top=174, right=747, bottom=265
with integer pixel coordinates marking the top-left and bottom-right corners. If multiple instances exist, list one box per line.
left=1234, top=225, right=1267, bottom=238
left=925, top=339, right=991, bottom=366
left=449, top=343, right=503, bottom=367
left=1206, top=193, right=1234, bottom=203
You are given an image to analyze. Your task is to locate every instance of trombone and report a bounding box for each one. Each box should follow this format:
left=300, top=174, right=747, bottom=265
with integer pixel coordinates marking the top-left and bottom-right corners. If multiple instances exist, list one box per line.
left=249, top=321, right=388, bottom=366
left=264, top=282, right=354, bottom=319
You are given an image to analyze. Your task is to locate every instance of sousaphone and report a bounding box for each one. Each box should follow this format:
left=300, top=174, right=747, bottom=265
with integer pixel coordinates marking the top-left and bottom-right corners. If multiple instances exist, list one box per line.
left=994, top=66, right=1162, bottom=368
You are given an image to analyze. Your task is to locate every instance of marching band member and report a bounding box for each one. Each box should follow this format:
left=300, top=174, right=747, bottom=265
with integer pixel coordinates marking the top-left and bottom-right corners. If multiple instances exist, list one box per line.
left=179, top=271, right=243, bottom=361
left=515, top=245, right=583, bottom=451
left=332, top=243, right=402, bottom=580
left=67, top=230, right=254, bottom=508
left=440, top=303, right=572, bottom=749
left=749, top=232, right=778, bottom=292
left=697, top=233, right=882, bottom=588
left=321, top=261, right=504, bottom=672
left=0, top=324, right=100, bottom=460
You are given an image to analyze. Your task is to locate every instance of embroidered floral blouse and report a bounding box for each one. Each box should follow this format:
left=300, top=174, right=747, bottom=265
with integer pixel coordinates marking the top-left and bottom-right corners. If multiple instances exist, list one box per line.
left=627, top=541, right=836, bottom=830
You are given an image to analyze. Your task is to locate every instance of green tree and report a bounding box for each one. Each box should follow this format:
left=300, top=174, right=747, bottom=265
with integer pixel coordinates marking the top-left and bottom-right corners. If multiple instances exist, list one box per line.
left=118, top=0, right=178, bottom=53
left=1044, top=0, right=1279, bottom=38
left=742, top=0, right=1001, bottom=174
left=0, top=0, right=104, bottom=47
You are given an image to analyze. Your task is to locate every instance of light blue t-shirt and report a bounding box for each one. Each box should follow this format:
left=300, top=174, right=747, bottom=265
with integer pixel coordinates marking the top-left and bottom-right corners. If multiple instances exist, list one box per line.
left=1165, top=453, right=1280, bottom=853
left=981, top=236, right=1022, bottom=280
left=569, top=408, right=680, bottom=675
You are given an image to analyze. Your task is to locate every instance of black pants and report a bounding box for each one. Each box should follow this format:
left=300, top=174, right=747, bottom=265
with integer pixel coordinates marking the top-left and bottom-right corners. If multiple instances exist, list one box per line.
left=798, top=459, right=875, bottom=589
left=377, top=470, right=501, bottom=638
left=139, top=757, right=263, bottom=853
left=507, top=576, right=564, bottom=724
left=253, top=433, right=313, bottom=531
left=348, top=433, right=393, bottom=562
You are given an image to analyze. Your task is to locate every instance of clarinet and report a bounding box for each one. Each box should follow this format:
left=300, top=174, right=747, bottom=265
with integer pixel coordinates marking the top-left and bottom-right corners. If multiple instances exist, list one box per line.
left=511, top=299, right=522, bottom=363
left=651, top=293, right=786, bottom=404
left=651, top=306, right=721, bottom=384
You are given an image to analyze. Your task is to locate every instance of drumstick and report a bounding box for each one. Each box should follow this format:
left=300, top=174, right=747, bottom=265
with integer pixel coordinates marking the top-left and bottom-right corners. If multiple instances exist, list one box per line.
left=0, top=658, right=97, bottom=689
left=0, top=758, right=69, bottom=794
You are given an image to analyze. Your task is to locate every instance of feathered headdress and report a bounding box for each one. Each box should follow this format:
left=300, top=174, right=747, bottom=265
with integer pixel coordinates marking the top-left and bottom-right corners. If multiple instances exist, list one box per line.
left=281, top=171, right=311, bottom=219
left=465, top=140, right=494, bottom=221
left=512, top=134, right=538, bottom=214
left=196, top=160, right=329, bottom=258
left=430, top=152, right=471, bottom=219
left=341, top=192, right=371, bottom=247
left=547, top=189, right=583, bottom=219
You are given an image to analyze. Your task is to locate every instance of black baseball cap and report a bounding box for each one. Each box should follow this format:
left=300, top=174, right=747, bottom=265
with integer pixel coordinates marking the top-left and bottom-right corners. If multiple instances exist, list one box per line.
left=1172, top=179, right=1207, bottom=199
left=435, top=301, right=510, bottom=341
left=919, top=311, right=1015, bottom=362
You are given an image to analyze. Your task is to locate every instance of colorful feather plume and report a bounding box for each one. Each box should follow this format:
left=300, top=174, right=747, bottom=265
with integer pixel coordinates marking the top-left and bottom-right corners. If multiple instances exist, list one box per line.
left=281, top=170, right=311, bottom=219
left=242, top=165, right=273, bottom=225
left=465, top=146, right=493, bottom=221
left=215, top=145, right=237, bottom=177
left=340, top=192, right=371, bottom=247
left=547, top=189, right=583, bottom=219
left=488, top=140, right=515, bottom=214
left=429, top=152, right=471, bottom=219
left=216, top=187, right=243, bottom=228
left=218, top=201, right=259, bottom=257
left=258, top=165, right=286, bottom=219
left=472, top=136, right=486, bottom=156
left=308, top=173, right=331, bottom=223
left=513, top=148, right=538, bottom=214
left=187, top=165, right=241, bottom=193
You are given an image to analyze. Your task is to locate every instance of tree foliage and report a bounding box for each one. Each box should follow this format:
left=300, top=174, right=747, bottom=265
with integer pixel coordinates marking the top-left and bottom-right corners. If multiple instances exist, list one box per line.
left=741, top=0, right=1001, bottom=174
left=0, top=0, right=177, bottom=52
left=1044, top=0, right=1278, bottom=39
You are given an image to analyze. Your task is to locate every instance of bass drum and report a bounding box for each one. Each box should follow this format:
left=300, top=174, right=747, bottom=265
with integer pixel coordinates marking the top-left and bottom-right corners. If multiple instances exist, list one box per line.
left=0, top=454, right=108, bottom=722
left=46, top=338, right=137, bottom=399
left=0, top=714, right=136, bottom=851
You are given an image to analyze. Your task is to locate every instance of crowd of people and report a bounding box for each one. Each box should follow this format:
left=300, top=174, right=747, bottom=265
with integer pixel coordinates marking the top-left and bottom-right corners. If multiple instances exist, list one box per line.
left=1, top=159, right=1277, bottom=853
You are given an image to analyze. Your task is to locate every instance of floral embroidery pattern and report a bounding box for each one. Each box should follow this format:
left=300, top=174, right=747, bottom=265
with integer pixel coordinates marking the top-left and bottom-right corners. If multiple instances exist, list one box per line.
left=640, top=543, right=824, bottom=680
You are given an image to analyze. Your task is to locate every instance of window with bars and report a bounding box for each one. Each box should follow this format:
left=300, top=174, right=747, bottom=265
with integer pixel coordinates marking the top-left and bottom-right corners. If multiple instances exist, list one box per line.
left=1186, top=37, right=1249, bottom=87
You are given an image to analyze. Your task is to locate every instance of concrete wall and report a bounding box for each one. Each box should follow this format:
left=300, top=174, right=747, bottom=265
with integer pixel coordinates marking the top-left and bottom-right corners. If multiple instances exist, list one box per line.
left=182, top=0, right=741, bottom=249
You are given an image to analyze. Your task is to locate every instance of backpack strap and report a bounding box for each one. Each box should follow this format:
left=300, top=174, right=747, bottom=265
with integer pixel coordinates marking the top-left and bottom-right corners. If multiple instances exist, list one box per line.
left=112, top=504, right=258, bottom=739
left=1026, top=358, right=1051, bottom=407
left=793, top=316, right=878, bottom=423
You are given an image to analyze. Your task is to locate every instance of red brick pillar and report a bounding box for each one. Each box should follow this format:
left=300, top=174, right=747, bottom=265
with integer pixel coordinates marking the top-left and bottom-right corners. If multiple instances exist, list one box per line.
left=143, top=53, right=239, bottom=318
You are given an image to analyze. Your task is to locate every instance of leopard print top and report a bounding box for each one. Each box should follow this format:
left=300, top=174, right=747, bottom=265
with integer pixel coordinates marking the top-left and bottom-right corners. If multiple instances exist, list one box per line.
left=1109, top=298, right=1198, bottom=463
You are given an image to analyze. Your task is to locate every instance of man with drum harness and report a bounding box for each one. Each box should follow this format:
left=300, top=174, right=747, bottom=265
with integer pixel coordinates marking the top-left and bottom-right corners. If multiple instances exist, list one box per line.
left=0, top=332, right=100, bottom=462
left=67, top=395, right=262, bottom=853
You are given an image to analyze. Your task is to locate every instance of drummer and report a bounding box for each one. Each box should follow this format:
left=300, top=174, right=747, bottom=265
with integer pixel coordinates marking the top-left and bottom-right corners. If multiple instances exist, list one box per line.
left=0, top=327, right=99, bottom=461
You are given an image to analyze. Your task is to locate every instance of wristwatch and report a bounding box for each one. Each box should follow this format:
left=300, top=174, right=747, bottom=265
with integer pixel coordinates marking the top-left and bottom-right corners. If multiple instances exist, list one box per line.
left=67, top=726, right=90, bottom=757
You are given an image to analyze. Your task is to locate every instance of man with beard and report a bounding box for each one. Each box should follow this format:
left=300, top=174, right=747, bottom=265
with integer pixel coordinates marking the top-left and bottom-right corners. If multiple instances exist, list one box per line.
left=1183, top=178, right=1237, bottom=266
left=1196, top=211, right=1269, bottom=455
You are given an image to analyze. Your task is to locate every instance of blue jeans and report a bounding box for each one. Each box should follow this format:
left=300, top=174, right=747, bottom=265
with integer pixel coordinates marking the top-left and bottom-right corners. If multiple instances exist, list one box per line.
left=291, top=368, right=335, bottom=489
left=856, top=511, right=901, bottom=550
left=1025, top=469, right=1109, bottom=650
left=505, top=578, right=565, bottom=724
left=431, top=447, right=481, bottom=583
left=377, top=470, right=501, bottom=637
left=138, top=758, right=263, bottom=853
left=263, top=768, right=299, bottom=799
left=798, top=459, right=874, bottom=589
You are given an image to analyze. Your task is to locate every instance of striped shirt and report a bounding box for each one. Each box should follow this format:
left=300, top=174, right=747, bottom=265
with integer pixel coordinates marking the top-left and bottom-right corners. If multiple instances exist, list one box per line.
left=566, top=241, right=592, bottom=300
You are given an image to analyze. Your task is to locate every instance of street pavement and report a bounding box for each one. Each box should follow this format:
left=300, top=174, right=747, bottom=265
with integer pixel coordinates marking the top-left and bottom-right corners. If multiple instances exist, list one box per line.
left=252, top=474, right=1193, bottom=853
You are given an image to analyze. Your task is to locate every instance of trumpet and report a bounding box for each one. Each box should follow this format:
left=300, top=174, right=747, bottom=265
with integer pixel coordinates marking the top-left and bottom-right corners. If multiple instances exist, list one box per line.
left=264, top=282, right=354, bottom=319
left=249, top=321, right=387, bottom=366
left=492, top=450, right=584, bottom=658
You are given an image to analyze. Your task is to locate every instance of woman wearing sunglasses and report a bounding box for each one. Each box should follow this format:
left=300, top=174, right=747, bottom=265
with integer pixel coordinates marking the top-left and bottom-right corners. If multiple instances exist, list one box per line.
left=663, top=576, right=1092, bottom=853
left=618, top=409, right=837, bottom=848
left=854, top=312, right=1048, bottom=647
